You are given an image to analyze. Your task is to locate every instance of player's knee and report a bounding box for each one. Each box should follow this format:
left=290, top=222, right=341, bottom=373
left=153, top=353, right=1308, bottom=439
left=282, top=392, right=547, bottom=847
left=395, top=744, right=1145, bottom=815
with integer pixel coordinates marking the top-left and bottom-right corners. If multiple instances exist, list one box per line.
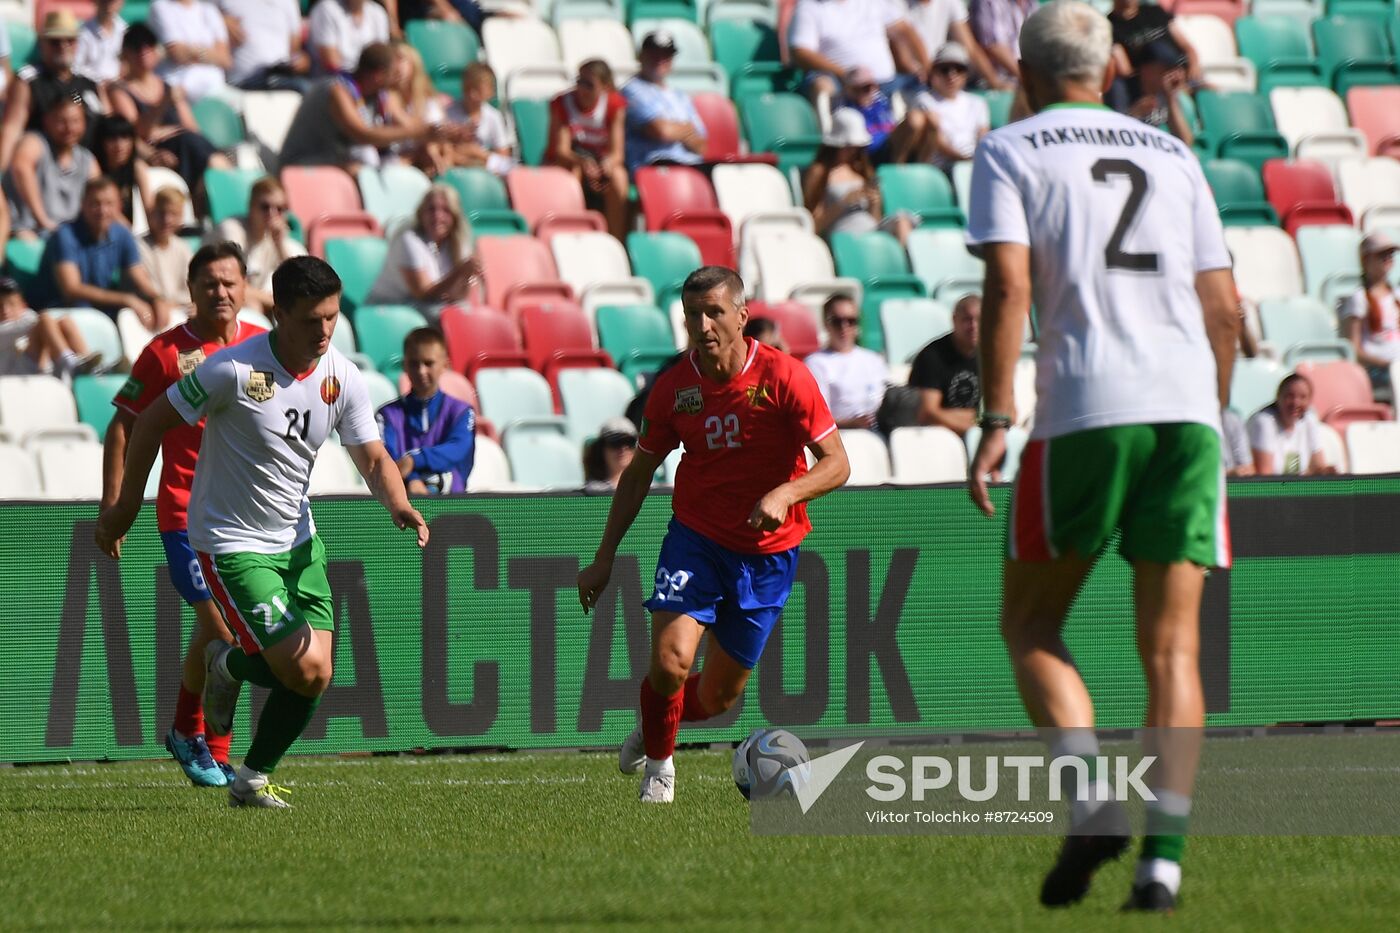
left=699, top=679, right=741, bottom=715
left=288, top=655, right=333, bottom=697
left=905, top=110, right=927, bottom=132
left=1141, top=643, right=1197, bottom=683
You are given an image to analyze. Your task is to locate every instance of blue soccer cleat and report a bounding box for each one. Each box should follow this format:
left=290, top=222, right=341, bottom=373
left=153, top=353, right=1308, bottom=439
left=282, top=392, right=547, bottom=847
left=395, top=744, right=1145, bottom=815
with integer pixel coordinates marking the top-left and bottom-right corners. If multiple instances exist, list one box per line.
left=165, top=728, right=228, bottom=787
left=217, top=761, right=238, bottom=784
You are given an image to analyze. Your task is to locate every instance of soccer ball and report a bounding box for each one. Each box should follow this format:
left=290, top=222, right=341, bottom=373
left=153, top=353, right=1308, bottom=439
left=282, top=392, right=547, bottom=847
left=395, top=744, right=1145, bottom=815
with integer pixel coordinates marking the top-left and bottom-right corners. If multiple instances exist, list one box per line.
left=732, top=728, right=810, bottom=801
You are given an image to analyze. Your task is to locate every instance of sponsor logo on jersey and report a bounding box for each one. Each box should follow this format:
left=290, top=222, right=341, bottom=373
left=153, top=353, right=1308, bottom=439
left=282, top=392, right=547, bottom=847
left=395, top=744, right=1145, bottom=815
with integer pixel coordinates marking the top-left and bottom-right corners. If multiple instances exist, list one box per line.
left=745, top=383, right=774, bottom=409
left=117, top=376, right=143, bottom=401
left=176, top=372, right=208, bottom=409
left=674, top=385, right=703, bottom=415
left=320, top=375, right=341, bottom=405
left=176, top=347, right=206, bottom=375
left=245, top=370, right=276, bottom=402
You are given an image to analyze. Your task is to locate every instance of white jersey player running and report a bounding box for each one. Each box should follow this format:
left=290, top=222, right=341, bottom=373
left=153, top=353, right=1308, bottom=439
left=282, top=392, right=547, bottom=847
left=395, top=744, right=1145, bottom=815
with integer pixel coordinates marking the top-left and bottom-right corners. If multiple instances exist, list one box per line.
left=963, top=1, right=1240, bottom=914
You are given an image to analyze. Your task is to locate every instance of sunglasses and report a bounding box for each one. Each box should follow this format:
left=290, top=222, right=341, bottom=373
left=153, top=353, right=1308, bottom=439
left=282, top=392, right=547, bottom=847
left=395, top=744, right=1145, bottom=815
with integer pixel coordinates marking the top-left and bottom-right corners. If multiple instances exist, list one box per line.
left=829, top=316, right=860, bottom=327
left=257, top=201, right=287, bottom=213
left=935, top=64, right=968, bottom=76
left=44, top=36, right=77, bottom=45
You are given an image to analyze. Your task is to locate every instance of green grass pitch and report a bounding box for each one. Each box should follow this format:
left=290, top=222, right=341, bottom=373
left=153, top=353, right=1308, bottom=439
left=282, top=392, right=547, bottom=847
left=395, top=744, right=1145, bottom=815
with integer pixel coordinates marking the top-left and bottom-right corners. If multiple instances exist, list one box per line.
left=4, top=751, right=1400, bottom=931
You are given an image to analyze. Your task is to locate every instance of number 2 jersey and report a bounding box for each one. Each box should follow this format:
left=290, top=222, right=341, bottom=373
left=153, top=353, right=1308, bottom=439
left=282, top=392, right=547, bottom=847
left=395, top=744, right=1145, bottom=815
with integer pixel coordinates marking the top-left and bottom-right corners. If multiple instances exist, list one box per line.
left=639, top=338, right=837, bottom=555
left=114, top=320, right=266, bottom=533
left=167, top=333, right=378, bottom=555
left=966, top=103, right=1232, bottom=440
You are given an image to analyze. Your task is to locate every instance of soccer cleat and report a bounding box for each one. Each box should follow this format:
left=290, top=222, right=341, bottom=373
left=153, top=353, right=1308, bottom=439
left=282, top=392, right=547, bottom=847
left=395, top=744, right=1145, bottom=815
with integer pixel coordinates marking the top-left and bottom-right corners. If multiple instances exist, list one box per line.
left=164, top=728, right=228, bottom=787
left=202, top=641, right=241, bottom=737
left=1039, top=833, right=1131, bottom=907
left=229, top=776, right=292, bottom=809
left=639, top=761, right=675, bottom=804
left=1122, top=881, right=1177, bottom=913
left=619, top=726, right=645, bottom=774
left=216, top=761, right=238, bottom=784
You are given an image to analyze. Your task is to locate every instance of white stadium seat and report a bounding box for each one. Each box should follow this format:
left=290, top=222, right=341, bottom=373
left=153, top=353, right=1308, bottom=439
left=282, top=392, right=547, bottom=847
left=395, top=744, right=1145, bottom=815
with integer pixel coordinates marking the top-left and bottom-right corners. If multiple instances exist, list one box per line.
left=1175, top=15, right=1256, bottom=91
left=1345, top=422, right=1400, bottom=474
left=1231, top=357, right=1287, bottom=419
left=549, top=232, right=655, bottom=322
left=880, top=298, right=951, bottom=365
left=1224, top=226, right=1304, bottom=302
left=1269, top=88, right=1368, bottom=163
left=557, top=18, right=638, bottom=72
left=1336, top=157, right=1400, bottom=231
left=0, top=375, right=95, bottom=446
left=889, top=426, right=968, bottom=484
left=750, top=229, right=863, bottom=318
left=242, top=91, right=303, bottom=164
left=132, top=166, right=197, bottom=237
left=484, top=17, right=564, bottom=98
left=907, top=228, right=984, bottom=302
left=1315, top=421, right=1348, bottom=473
left=558, top=367, right=635, bottom=445
left=467, top=435, right=514, bottom=491
left=504, top=430, right=585, bottom=489
left=630, top=19, right=711, bottom=65
left=711, top=163, right=814, bottom=287
left=32, top=439, right=105, bottom=499
left=0, top=443, right=41, bottom=498
left=964, top=425, right=1029, bottom=482
left=308, top=442, right=366, bottom=495
left=837, top=429, right=891, bottom=486
left=476, top=367, right=567, bottom=436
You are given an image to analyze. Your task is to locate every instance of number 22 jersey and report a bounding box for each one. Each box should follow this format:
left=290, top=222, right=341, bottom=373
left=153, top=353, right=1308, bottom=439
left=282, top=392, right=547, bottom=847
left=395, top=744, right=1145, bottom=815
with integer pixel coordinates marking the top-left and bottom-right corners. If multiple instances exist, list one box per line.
left=639, top=338, right=837, bottom=555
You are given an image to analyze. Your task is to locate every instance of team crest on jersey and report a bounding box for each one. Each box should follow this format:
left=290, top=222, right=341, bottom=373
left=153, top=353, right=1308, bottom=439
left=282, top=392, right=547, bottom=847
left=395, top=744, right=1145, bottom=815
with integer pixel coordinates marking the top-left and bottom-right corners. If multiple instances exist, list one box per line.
left=674, top=385, right=703, bottom=414
left=245, top=370, right=276, bottom=402
left=745, top=383, right=774, bottom=409
left=176, top=348, right=206, bottom=375
left=320, top=375, right=342, bottom=405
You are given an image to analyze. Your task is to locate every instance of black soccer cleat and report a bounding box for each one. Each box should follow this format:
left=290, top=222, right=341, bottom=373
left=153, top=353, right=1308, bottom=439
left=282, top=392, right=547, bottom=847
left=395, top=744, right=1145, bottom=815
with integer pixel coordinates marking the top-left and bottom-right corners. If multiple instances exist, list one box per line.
left=1039, top=833, right=1132, bottom=907
left=1122, top=881, right=1178, bottom=913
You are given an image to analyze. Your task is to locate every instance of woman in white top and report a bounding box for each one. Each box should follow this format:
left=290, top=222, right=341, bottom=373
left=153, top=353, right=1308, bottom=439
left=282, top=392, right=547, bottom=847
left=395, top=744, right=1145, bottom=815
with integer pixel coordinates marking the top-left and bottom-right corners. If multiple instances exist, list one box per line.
left=148, top=0, right=231, bottom=101
left=1338, top=232, right=1400, bottom=376
left=365, top=184, right=480, bottom=316
left=206, top=175, right=306, bottom=312
left=386, top=40, right=446, bottom=173
left=1247, top=373, right=1334, bottom=476
left=309, top=0, right=391, bottom=77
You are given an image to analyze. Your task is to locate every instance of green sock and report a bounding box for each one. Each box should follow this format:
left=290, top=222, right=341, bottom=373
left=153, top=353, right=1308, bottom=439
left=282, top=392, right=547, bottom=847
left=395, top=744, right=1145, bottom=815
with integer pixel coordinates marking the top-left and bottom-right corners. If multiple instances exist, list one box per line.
left=225, top=648, right=281, bottom=689
left=1142, top=791, right=1192, bottom=862
left=244, top=687, right=321, bottom=775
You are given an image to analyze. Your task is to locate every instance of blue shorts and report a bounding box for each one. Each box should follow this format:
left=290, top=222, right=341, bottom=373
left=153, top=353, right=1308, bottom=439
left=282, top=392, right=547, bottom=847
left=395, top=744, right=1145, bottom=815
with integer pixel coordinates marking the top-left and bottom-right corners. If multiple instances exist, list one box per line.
left=642, top=519, right=799, bottom=669
left=161, top=530, right=213, bottom=605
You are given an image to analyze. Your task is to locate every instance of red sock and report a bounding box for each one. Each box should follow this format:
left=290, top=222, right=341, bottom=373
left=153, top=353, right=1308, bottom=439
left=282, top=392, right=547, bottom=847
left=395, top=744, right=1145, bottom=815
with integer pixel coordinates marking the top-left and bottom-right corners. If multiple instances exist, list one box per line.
left=173, top=685, right=202, bottom=738
left=680, top=673, right=713, bottom=722
left=205, top=729, right=232, bottom=764
left=639, top=677, right=683, bottom=761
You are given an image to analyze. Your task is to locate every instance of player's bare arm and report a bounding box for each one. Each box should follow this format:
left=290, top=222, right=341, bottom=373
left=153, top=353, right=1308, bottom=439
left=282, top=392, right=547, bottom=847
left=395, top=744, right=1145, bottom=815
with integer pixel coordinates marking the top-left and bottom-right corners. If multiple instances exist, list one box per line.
left=347, top=440, right=429, bottom=548
left=577, top=446, right=665, bottom=612
left=1196, top=267, right=1241, bottom=410
left=969, top=242, right=1032, bottom=518
left=101, top=409, right=135, bottom=510
left=747, top=430, right=850, bottom=532
left=95, top=394, right=186, bottom=558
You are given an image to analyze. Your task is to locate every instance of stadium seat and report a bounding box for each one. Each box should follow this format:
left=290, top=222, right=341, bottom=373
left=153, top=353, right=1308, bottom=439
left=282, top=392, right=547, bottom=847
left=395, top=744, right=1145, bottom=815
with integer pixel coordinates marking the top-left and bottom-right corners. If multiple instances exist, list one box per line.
left=1202, top=158, right=1280, bottom=226
left=132, top=166, right=195, bottom=236
left=1314, top=419, right=1350, bottom=470
left=1336, top=156, right=1400, bottom=230
left=466, top=435, right=513, bottom=491
left=5, top=22, right=36, bottom=71
left=241, top=90, right=303, bottom=164
left=308, top=441, right=367, bottom=495
left=509, top=98, right=553, bottom=168
left=32, top=439, right=104, bottom=499
left=1171, top=0, right=1246, bottom=25
left=520, top=300, right=614, bottom=388
left=888, top=426, right=967, bottom=484
left=627, top=231, right=702, bottom=310
left=1295, top=224, right=1362, bottom=304
left=1196, top=90, right=1291, bottom=170
left=558, top=18, right=637, bottom=71
left=1177, top=13, right=1258, bottom=90
left=665, top=62, right=731, bottom=97
left=281, top=166, right=380, bottom=257
left=1344, top=421, right=1400, bottom=473
left=1236, top=15, right=1326, bottom=95
left=550, top=232, right=654, bottom=320
left=1230, top=356, right=1289, bottom=416
left=483, top=17, right=565, bottom=96
left=324, top=237, right=389, bottom=317
left=1347, top=86, right=1400, bottom=157
left=1325, top=0, right=1393, bottom=19
left=746, top=299, right=822, bottom=358
left=596, top=304, right=676, bottom=381
left=475, top=366, right=567, bottom=435
left=880, top=298, right=952, bottom=365
left=837, top=429, right=891, bottom=486
left=710, top=162, right=803, bottom=240
left=1312, top=16, right=1399, bottom=94
left=1224, top=225, right=1305, bottom=301
left=691, top=92, right=772, bottom=164
left=441, top=167, right=529, bottom=236
left=437, top=305, right=529, bottom=380
left=504, top=430, right=585, bottom=489
left=1261, top=159, right=1353, bottom=235
left=357, top=164, right=432, bottom=233
left=5, top=238, right=46, bottom=307
left=709, top=19, right=791, bottom=101
left=360, top=369, right=399, bottom=410
left=906, top=227, right=986, bottom=301
left=630, top=18, right=710, bottom=65
left=750, top=228, right=862, bottom=312
left=71, top=374, right=127, bottom=438
left=876, top=164, right=965, bottom=228
left=394, top=369, right=481, bottom=412
left=558, top=367, right=635, bottom=444
left=0, top=443, right=41, bottom=497
left=1268, top=87, right=1368, bottom=163
left=204, top=166, right=264, bottom=226
left=1259, top=295, right=1345, bottom=360
left=738, top=93, right=822, bottom=176
left=46, top=308, right=123, bottom=369
left=503, top=69, right=573, bottom=113
left=353, top=305, right=429, bottom=376
left=976, top=89, right=1015, bottom=130
left=475, top=235, right=573, bottom=316
left=191, top=95, right=243, bottom=150
left=505, top=167, right=606, bottom=240
left=0, top=374, right=94, bottom=445
left=635, top=165, right=735, bottom=268
left=962, top=424, right=1030, bottom=481
left=829, top=231, right=928, bottom=353
left=406, top=19, right=481, bottom=95
left=552, top=0, right=624, bottom=24
left=1295, top=358, right=1391, bottom=424
left=706, top=0, right=778, bottom=26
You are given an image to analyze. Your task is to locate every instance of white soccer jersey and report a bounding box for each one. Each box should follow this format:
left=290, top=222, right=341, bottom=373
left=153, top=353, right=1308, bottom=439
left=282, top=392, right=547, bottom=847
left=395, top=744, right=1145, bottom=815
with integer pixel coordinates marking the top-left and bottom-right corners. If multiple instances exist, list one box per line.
left=168, top=333, right=378, bottom=555
left=966, top=103, right=1232, bottom=440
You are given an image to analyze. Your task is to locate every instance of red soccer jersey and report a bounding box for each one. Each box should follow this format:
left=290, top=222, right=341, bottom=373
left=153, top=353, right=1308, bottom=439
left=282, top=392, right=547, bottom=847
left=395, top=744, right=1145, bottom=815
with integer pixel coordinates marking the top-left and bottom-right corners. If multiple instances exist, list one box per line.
left=639, top=339, right=837, bottom=554
left=113, top=320, right=264, bottom=532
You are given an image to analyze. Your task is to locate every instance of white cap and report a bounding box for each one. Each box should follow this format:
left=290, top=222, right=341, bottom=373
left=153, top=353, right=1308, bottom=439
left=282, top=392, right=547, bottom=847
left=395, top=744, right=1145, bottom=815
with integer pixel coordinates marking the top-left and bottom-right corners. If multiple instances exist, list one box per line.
left=1361, top=231, right=1398, bottom=256
left=823, top=108, right=873, bottom=148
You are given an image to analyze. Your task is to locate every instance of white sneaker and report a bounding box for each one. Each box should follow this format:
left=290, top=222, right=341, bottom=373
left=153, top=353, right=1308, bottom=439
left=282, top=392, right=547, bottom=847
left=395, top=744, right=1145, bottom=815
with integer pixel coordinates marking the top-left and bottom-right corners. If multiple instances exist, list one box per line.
left=202, top=641, right=241, bottom=737
left=228, top=768, right=291, bottom=809
left=619, top=726, right=645, bottom=774
left=639, top=758, right=675, bottom=804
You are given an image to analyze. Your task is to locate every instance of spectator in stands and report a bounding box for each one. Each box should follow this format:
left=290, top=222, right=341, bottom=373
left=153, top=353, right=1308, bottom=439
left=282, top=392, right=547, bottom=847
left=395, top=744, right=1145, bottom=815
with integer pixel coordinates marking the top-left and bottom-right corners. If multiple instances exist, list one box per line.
left=0, top=275, right=103, bottom=377
left=366, top=184, right=480, bottom=317
left=1112, top=39, right=1194, bottom=146
left=382, top=0, right=483, bottom=37
left=36, top=176, right=173, bottom=328
left=806, top=294, right=889, bottom=428
left=838, top=66, right=936, bottom=165
left=583, top=416, right=637, bottom=492
left=4, top=96, right=98, bottom=239
left=1249, top=373, right=1334, bottom=476
left=139, top=186, right=193, bottom=309
left=377, top=327, right=477, bottom=495
left=1221, top=407, right=1254, bottom=477
left=789, top=0, right=927, bottom=104
left=76, top=0, right=128, bottom=84
left=1339, top=233, right=1400, bottom=383
left=900, top=0, right=1007, bottom=91
left=969, top=0, right=1035, bottom=86
left=112, top=25, right=231, bottom=189
left=744, top=317, right=788, bottom=353
left=622, top=31, right=706, bottom=174
left=150, top=0, right=232, bottom=101
left=206, top=175, right=306, bottom=313
left=913, top=42, right=989, bottom=170
left=803, top=109, right=916, bottom=244
left=309, top=0, right=392, bottom=78
left=909, top=292, right=980, bottom=435
left=220, top=0, right=311, bottom=93
left=0, top=12, right=110, bottom=171
left=443, top=63, right=515, bottom=175
left=1108, top=0, right=1203, bottom=93
left=94, top=114, right=151, bottom=226
left=387, top=40, right=447, bottom=173
left=547, top=60, right=629, bottom=241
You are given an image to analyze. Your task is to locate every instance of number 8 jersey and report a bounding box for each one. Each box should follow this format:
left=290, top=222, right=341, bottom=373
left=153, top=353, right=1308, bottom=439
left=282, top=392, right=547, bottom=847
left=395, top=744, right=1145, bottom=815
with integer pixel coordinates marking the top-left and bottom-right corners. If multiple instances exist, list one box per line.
left=639, top=338, right=837, bottom=555
left=167, top=332, right=379, bottom=555
left=966, top=103, right=1233, bottom=441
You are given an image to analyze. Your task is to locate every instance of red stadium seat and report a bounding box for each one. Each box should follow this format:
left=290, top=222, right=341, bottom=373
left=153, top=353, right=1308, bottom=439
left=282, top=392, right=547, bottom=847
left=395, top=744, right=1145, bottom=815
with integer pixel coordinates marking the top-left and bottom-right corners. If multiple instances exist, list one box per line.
left=281, top=166, right=381, bottom=257
left=35, top=0, right=95, bottom=28
left=1295, top=360, right=1392, bottom=426
left=690, top=93, right=778, bottom=165
left=635, top=166, right=735, bottom=269
left=306, top=214, right=383, bottom=259
left=519, top=300, right=615, bottom=397
left=1346, top=87, right=1400, bottom=158
left=504, top=167, right=606, bottom=240
left=1261, top=160, right=1355, bottom=237
left=474, top=235, right=575, bottom=316
left=437, top=304, right=530, bottom=381
left=747, top=300, right=821, bottom=359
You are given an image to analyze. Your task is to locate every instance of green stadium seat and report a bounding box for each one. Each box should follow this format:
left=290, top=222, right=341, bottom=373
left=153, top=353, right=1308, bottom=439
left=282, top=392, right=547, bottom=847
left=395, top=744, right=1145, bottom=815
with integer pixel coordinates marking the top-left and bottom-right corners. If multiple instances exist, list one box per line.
left=504, top=430, right=584, bottom=488
left=357, top=164, right=432, bottom=231
left=1295, top=223, right=1363, bottom=304
left=204, top=166, right=265, bottom=225
left=627, top=231, right=702, bottom=310
left=1231, top=356, right=1288, bottom=417
left=124, top=0, right=153, bottom=23
left=441, top=167, right=529, bottom=236
left=7, top=21, right=35, bottom=68
left=353, top=305, right=429, bottom=375
left=5, top=237, right=46, bottom=307
left=71, top=374, right=128, bottom=438
left=709, top=19, right=793, bottom=100
left=628, top=0, right=700, bottom=27
left=406, top=20, right=481, bottom=96
left=1324, top=0, right=1394, bottom=22
left=1202, top=158, right=1281, bottom=225
left=47, top=309, right=123, bottom=369
left=553, top=0, right=625, bottom=24
left=1313, top=16, right=1400, bottom=94
left=360, top=368, right=399, bottom=410
left=191, top=97, right=244, bottom=149
left=631, top=18, right=711, bottom=65
left=1235, top=16, right=1326, bottom=94
left=829, top=231, right=929, bottom=354
left=976, top=89, right=1015, bottom=129
left=324, top=237, right=389, bottom=317
left=596, top=304, right=676, bottom=381
left=1196, top=90, right=1291, bottom=170
left=876, top=164, right=965, bottom=228
left=906, top=227, right=984, bottom=301
left=1251, top=0, right=1324, bottom=26
left=738, top=93, right=822, bottom=175
left=879, top=298, right=952, bottom=365
left=510, top=98, right=551, bottom=167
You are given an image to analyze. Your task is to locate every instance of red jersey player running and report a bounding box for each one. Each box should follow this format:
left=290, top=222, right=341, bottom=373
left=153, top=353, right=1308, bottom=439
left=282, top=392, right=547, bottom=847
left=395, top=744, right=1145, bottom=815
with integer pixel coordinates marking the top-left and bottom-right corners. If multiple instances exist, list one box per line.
left=100, top=242, right=264, bottom=787
left=577, top=266, right=851, bottom=803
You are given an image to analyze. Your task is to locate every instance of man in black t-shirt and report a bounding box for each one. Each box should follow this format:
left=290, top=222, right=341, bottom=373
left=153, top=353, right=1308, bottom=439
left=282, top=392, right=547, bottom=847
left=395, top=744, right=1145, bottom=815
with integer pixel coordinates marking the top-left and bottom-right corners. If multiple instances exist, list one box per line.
left=909, top=293, right=981, bottom=436
left=0, top=11, right=107, bottom=171
left=1107, top=0, right=1202, bottom=85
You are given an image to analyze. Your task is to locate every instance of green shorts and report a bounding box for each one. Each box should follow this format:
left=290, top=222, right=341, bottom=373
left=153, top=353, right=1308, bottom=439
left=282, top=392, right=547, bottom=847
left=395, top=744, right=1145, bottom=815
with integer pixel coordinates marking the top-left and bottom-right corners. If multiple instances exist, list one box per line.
left=1007, top=422, right=1230, bottom=568
left=197, top=536, right=334, bottom=654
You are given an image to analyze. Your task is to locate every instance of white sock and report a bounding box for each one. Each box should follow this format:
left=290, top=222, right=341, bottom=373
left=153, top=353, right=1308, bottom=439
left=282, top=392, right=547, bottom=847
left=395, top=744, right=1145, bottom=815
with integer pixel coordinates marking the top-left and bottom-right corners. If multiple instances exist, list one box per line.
left=1049, top=731, right=1105, bottom=827
left=1135, top=858, right=1182, bottom=895
left=644, top=755, right=674, bottom=774
left=235, top=764, right=266, bottom=787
